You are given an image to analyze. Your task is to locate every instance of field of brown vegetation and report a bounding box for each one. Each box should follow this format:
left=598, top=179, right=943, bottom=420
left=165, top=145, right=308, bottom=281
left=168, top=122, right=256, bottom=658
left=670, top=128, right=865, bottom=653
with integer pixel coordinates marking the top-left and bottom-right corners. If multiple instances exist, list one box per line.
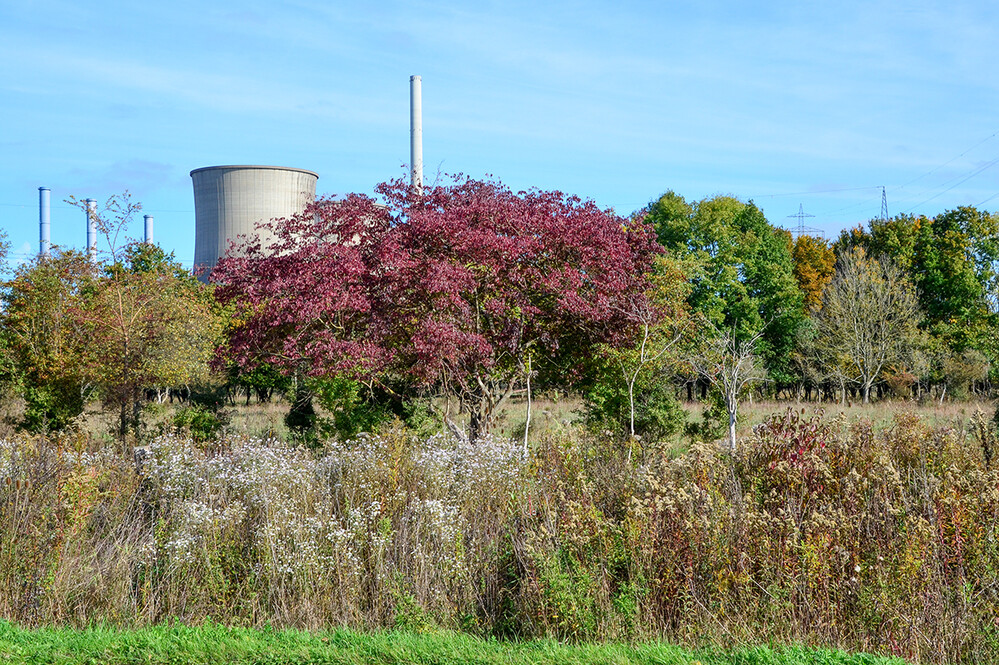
left=1, top=397, right=997, bottom=664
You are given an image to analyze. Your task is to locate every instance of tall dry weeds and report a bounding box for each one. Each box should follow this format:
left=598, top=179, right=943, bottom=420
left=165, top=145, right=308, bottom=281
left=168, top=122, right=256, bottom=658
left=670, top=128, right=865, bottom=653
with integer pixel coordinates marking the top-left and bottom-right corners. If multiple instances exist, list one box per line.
left=0, top=412, right=997, bottom=663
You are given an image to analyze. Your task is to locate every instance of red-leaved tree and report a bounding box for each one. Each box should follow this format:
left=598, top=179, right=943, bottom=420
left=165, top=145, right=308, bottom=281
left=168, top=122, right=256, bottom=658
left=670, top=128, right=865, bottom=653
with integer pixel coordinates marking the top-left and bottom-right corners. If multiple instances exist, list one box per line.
left=214, top=175, right=663, bottom=441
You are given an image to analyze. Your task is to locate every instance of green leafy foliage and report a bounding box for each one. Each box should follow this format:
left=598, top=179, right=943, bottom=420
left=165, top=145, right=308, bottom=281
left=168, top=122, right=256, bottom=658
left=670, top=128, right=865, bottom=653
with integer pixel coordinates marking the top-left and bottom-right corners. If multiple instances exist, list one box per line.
left=835, top=207, right=999, bottom=385
left=284, top=384, right=319, bottom=444
left=683, top=387, right=728, bottom=443
left=172, top=404, right=228, bottom=443
left=310, top=375, right=394, bottom=440
left=583, top=360, right=685, bottom=442
left=582, top=254, right=696, bottom=444
left=645, top=192, right=805, bottom=385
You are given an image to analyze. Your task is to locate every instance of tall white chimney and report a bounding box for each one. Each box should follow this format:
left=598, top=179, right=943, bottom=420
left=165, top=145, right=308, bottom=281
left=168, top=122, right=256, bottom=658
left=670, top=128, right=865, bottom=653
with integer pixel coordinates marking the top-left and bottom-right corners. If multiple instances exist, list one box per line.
left=85, top=198, right=97, bottom=262
left=410, top=74, right=423, bottom=194
left=144, top=214, right=154, bottom=245
left=39, top=187, right=51, bottom=257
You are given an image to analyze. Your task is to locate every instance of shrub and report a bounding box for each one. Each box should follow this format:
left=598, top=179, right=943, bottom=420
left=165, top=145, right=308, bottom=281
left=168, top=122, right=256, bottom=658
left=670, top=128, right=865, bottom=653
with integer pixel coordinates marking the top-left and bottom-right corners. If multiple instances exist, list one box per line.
left=284, top=386, right=319, bottom=444
left=19, top=381, right=84, bottom=434
left=310, top=375, right=392, bottom=440
left=172, top=405, right=227, bottom=444
left=583, top=364, right=685, bottom=444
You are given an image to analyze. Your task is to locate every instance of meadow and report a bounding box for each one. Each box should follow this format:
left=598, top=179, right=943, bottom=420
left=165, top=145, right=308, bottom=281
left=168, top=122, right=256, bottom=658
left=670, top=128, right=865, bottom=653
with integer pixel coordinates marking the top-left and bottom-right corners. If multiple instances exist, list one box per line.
left=1, top=395, right=998, bottom=663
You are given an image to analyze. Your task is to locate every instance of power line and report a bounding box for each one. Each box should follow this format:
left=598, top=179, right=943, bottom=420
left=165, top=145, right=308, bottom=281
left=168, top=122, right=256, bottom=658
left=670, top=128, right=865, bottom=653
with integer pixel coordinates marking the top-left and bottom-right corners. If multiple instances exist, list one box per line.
left=975, top=192, right=999, bottom=208
left=897, top=130, right=998, bottom=190
left=752, top=185, right=882, bottom=199
left=900, top=156, right=999, bottom=214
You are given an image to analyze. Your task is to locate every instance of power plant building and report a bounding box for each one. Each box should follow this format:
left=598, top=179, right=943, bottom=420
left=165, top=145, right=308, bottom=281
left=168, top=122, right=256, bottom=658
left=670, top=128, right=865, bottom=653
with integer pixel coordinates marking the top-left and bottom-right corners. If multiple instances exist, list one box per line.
left=191, top=165, right=319, bottom=277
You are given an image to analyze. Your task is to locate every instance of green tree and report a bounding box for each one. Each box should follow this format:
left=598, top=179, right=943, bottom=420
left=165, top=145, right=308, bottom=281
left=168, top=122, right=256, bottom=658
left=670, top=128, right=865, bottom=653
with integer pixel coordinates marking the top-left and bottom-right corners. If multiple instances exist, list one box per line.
left=836, top=208, right=999, bottom=382
left=834, top=214, right=922, bottom=274
left=584, top=254, right=697, bottom=445
left=645, top=191, right=805, bottom=386
left=914, top=207, right=999, bottom=351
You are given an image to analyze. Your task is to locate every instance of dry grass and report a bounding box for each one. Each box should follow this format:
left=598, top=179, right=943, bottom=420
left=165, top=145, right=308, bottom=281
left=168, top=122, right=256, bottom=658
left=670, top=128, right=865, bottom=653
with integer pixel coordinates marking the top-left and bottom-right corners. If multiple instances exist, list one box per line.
left=3, top=387, right=989, bottom=452
left=717, top=397, right=991, bottom=437
left=1, top=407, right=998, bottom=662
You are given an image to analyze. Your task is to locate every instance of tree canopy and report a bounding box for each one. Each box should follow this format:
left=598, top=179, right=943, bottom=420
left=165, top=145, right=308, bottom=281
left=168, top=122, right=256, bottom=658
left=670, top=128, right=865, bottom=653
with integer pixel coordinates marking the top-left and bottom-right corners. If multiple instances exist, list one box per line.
left=644, top=191, right=805, bottom=385
left=214, top=175, right=665, bottom=440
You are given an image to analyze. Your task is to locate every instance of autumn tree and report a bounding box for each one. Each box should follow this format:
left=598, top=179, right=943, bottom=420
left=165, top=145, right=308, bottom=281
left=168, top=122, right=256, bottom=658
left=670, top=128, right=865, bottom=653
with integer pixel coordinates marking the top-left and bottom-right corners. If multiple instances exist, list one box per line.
left=212, top=191, right=395, bottom=433
left=792, top=234, right=835, bottom=313
left=88, top=242, right=220, bottom=441
left=1, top=249, right=96, bottom=432
left=812, top=248, right=921, bottom=404
left=214, top=176, right=663, bottom=441
left=6, top=193, right=224, bottom=442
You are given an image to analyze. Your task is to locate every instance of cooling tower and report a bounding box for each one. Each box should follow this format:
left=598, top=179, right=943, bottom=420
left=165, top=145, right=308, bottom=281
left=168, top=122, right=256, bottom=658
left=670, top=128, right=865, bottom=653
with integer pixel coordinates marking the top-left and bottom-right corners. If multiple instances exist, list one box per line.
left=191, top=165, right=319, bottom=278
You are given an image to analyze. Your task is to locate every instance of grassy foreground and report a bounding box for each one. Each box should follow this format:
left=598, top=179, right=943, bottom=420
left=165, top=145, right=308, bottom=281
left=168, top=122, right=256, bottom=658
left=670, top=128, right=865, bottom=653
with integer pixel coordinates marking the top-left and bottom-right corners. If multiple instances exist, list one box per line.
left=0, top=622, right=906, bottom=665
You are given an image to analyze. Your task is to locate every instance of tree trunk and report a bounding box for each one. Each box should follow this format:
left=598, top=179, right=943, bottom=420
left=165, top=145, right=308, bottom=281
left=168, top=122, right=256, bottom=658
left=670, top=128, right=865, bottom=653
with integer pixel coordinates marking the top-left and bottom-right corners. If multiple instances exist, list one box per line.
left=728, top=408, right=737, bottom=452
left=523, top=363, right=532, bottom=457
left=468, top=406, right=486, bottom=443
left=628, top=378, right=636, bottom=438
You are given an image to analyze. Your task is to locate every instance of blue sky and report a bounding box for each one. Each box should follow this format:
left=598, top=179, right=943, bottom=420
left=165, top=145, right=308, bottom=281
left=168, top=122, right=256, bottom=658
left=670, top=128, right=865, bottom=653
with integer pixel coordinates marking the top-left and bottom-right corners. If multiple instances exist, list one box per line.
left=2, top=0, right=997, bottom=267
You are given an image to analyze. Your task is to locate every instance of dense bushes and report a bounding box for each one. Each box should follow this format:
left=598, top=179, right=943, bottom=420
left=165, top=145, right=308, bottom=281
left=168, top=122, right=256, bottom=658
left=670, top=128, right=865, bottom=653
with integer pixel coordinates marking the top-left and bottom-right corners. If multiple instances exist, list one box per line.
left=1, top=411, right=998, bottom=662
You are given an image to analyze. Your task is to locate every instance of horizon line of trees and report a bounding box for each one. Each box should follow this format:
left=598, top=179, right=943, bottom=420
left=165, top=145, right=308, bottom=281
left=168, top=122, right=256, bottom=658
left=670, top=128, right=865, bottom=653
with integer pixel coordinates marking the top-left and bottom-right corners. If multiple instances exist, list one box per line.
left=1, top=179, right=997, bottom=449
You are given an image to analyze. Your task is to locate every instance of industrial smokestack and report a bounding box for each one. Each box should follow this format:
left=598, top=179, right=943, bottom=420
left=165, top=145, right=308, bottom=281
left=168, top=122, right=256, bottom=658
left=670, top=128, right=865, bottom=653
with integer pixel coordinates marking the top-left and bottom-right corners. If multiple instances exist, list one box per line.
left=38, top=187, right=50, bottom=257
left=144, top=214, right=154, bottom=245
left=85, top=198, right=97, bottom=262
left=410, top=74, right=423, bottom=194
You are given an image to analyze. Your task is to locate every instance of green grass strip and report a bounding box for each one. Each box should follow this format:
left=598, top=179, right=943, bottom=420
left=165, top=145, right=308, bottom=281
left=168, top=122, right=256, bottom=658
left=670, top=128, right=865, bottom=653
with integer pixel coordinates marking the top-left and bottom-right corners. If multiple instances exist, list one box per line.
left=0, top=621, right=909, bottom=665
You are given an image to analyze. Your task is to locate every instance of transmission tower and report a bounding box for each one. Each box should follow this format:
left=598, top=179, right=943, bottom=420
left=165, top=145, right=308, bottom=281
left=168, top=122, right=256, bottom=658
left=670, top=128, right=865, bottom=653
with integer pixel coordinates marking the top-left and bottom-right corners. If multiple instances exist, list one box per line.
left=880, top=186, right=889, bottom=222
left=786, top=203, right=819, bottom=237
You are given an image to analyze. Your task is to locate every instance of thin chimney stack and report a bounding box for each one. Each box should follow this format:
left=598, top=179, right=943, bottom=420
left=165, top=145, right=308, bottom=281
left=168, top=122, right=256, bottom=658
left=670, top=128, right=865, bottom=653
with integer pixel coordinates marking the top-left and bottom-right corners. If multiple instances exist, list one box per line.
left=38, top=187, right=50, bottom=257
left=85, top=198, right=97, bottom=262
left=410, top=75, right=423, bottom=194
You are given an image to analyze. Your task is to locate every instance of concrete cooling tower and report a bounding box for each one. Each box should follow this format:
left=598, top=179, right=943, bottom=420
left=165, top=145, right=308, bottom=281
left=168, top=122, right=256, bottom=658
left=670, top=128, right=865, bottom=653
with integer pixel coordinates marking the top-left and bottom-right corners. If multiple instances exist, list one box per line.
left=191, top=165, right=319, bottom=278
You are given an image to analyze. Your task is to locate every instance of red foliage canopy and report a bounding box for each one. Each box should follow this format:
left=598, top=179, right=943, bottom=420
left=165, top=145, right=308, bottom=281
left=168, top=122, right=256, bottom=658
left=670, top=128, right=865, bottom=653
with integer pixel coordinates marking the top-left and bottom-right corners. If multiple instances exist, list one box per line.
left=214, top=175, right=662, bottom=437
